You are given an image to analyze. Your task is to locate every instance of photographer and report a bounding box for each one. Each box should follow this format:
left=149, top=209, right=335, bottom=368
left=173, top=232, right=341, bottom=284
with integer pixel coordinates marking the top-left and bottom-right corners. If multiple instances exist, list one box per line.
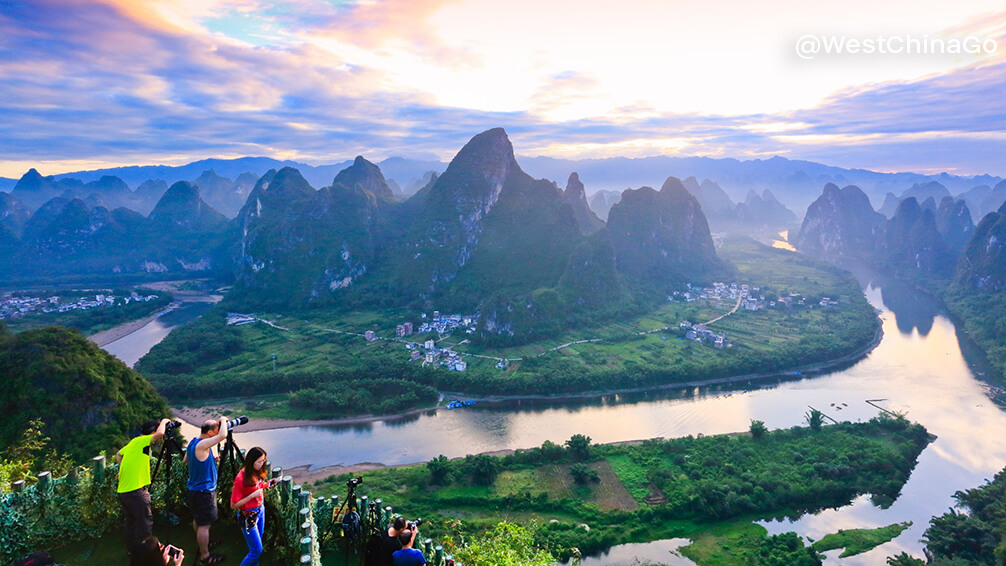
left=392, top=528, right=427, bottom=566
left=229, top=446, right=279, bottom=566
left=116, top=418, right=169, bottom=552
left=375, top=516, right=408, bottom=566
left=185, top=418, right=228, bottom=566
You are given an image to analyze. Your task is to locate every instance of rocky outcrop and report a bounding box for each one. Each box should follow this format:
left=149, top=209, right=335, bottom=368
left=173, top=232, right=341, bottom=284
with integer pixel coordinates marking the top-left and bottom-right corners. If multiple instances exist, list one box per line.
left=935, top=196, right=975, bottom=252
left=955, top=200, right=1006, bottom=291
left=148, top=181, right=227, bottom=231
left=607, top=176, right=727, bottom=287
left=881, top=197, right=953, bottom=277
left=794, top=183, right=886, bottom=258
left=562, top=173, right=605, bottom=235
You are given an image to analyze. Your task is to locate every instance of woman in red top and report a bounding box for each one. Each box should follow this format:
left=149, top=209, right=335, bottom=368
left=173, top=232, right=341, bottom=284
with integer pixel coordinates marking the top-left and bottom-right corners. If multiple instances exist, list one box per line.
left=230, top=446, right=277, bottom=566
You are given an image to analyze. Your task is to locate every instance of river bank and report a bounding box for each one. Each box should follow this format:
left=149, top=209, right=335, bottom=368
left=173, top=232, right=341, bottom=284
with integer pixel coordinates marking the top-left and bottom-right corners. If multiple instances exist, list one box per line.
left=171, top=318, right=884, bottom=434
left=88, top=311, right=165, bottom=346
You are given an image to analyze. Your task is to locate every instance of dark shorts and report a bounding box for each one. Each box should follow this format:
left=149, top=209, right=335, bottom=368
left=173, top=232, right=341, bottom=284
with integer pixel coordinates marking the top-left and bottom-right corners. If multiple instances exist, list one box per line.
left=188, top=490, right=218, bottom=526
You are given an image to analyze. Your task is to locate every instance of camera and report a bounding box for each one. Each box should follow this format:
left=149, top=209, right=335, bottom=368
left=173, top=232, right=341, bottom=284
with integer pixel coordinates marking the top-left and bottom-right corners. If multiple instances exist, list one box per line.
left=226, top=416, right=249, bottom=429
left=164, top=421, right=181, bottom=431
left=346, top=476, right=363, bottom=488
left=408, top=518, right=424, bottom=529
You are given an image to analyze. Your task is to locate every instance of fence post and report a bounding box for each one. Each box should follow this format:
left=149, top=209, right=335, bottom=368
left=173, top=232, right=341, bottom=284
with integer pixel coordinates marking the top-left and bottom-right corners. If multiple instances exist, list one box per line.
left=330, top=494, right=339, bottom=507
left=300, top=508, right=311, bottom=537
left=384, top=505, right=392, bottom=526
left=11, top=480, right=24, bottom=493
left=435, top=545, right=444, bottom=566
left=92, top=455, right=106, bottom=481
left=37, top=471, right=52, bottom=498
left=291, top=484, right=302, bottom=506
left=373, top=499, right=383, bottom=529
left=423, top=538, right=433, bottom=556
left=300, top=535, right=313, bottom=555
left=298, top=490, right=310, bottom=510
left=360, top=495, right=368, bottom=523
left=280, top=476, right=293, bottom=506
left=67, top=465, right=79, bottom=486
left=271, top=466, right=283, bottom=480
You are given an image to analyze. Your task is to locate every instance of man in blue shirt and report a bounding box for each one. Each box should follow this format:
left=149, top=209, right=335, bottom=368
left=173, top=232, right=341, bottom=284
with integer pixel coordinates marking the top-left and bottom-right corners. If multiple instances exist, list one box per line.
left=185, top=417, right=228, bottom=565
left=392, top=528, right=427, bottom=566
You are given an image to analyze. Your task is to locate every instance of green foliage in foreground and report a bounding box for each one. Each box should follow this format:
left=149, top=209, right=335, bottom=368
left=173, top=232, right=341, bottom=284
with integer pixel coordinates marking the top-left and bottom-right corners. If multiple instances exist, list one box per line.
left=913, top=465, right=1006, bottom=565
left=308, top=415, right=929, bottom=560
left=0, top=325, right=170, bottom=463
left=3, top=290, right=172, bottom=336
left=449, top=521, right=555, bottom=566
left=812, top=522, right=912, bottom=557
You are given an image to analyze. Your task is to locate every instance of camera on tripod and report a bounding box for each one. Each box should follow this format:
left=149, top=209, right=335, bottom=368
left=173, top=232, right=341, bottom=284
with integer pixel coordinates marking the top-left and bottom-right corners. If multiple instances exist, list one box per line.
left=226, top=416, right=249, bottom=429
left=346, top=476, right=363, bottom=488
left=164, top=421, right=182, bottom=432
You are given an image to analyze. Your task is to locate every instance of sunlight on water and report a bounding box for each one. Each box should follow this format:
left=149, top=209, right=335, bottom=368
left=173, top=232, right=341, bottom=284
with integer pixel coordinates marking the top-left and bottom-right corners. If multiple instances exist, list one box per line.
left=105, top=273, right=1006, bottom=565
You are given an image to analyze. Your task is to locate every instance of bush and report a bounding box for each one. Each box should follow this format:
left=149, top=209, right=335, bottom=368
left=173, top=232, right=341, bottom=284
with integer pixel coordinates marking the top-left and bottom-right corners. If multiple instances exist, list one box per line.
left=570, top=463, right=599, bottom=484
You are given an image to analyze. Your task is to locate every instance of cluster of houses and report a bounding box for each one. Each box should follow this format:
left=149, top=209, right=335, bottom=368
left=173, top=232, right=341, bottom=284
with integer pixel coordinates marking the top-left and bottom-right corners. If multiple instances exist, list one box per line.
left=671, top=281, right=834, bottom=311
left=0, top=291, right=160, bottom=320
left=417, top=310, right=478, bottom=336
left=679, top=321, right=732, bottom=349
left=672, top=281, right=761, bottom=304
left=404, top=339, right=467, bottom=371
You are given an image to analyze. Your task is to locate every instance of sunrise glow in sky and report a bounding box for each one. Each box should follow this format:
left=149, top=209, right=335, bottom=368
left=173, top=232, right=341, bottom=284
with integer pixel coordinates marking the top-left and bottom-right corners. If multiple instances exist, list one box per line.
left=2, top=0, right=1006, bottom=178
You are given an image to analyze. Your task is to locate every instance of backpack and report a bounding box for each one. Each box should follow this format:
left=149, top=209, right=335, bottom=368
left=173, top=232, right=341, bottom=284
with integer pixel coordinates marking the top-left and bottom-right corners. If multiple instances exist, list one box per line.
left=341, top=509, right=363, bottom=547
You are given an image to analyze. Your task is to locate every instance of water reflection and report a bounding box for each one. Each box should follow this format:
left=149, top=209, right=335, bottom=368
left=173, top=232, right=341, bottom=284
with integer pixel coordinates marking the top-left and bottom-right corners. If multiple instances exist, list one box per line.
left=101, top=302, right=212, bottom=367
left=233, top=267, right=1006, bottom=564
left=578, top=538, right=696, bottom=566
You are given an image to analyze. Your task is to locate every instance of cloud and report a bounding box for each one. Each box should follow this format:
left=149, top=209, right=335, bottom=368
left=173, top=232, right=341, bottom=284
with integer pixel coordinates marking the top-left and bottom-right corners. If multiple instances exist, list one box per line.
left=1, top=0, right=1006, bottom=179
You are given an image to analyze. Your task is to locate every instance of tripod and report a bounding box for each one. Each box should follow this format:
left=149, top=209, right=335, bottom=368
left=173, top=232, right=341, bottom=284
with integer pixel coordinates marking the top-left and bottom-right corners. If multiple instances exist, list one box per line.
left=219, top=427, right=245, bottom=474
left=150, top=429, right=186, bottom=542
left=322, top=478, right=364, bottom=554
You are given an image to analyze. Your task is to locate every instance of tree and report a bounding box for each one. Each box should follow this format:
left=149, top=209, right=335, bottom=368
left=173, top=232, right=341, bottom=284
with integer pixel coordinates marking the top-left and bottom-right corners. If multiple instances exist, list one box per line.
left=886, top=552, right=925, bottom=565
left=565, top=434, right=592, bottom=460
left=570, top=463, right=599, bottom=484
left=465, top=454, right=501, bottom=485
left=452, top=521, right=554, bottom=566
left=805, top=409, right=824, bottom=432
left=427, top=454, right=451, bottom=485
left=750, top=420, right=768, bottom=439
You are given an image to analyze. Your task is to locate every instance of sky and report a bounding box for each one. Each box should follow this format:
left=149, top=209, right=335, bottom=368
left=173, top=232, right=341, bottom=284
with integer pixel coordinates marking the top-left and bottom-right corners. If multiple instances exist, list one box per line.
left=1, top=0, right=1006, bottom=179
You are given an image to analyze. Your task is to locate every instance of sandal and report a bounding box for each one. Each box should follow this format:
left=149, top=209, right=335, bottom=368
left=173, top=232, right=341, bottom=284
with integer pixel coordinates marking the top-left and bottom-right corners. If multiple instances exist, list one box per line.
left=198, top=554, right=225, bottom=565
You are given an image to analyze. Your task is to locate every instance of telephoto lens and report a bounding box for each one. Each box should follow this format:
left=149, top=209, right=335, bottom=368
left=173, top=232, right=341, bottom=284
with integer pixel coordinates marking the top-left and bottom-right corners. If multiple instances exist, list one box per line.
left=164, top=421, right=182, bottom=431
left=226, top=416, right=249, bottom=428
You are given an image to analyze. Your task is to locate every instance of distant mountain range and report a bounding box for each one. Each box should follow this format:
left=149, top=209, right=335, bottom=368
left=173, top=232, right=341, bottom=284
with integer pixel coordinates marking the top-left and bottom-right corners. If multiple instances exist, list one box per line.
left=1, top=129, right=731, bottom=344
left=2, top=153, right=1001, bottom=220
left=518, top=155, right=1001, bottom=216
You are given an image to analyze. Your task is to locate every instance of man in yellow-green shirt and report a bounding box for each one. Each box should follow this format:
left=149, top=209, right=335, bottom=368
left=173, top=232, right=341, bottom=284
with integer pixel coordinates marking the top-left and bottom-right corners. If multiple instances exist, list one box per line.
left=116, top=418, right=169, bottom=551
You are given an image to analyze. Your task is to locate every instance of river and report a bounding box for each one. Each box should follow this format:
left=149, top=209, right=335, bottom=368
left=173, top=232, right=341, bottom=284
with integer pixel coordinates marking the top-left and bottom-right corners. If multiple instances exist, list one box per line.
left=103, top=272, right=1006, bottom=565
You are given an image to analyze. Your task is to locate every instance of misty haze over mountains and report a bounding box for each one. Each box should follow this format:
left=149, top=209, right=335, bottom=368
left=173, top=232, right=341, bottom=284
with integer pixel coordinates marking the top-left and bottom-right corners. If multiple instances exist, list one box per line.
left=1, top=152, right=1002, bottom=222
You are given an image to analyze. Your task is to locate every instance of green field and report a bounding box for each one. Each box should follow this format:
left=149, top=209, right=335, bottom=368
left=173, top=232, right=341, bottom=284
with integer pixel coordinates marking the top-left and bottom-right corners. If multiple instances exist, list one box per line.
left=305, top=415, right=930, bottom=565
left=137, top=238, right=879, bottom=409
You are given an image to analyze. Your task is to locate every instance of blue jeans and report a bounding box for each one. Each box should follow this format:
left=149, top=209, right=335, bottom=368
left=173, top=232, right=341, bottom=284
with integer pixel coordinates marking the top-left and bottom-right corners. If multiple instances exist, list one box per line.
left=239, top=506, right=265, bottom=566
